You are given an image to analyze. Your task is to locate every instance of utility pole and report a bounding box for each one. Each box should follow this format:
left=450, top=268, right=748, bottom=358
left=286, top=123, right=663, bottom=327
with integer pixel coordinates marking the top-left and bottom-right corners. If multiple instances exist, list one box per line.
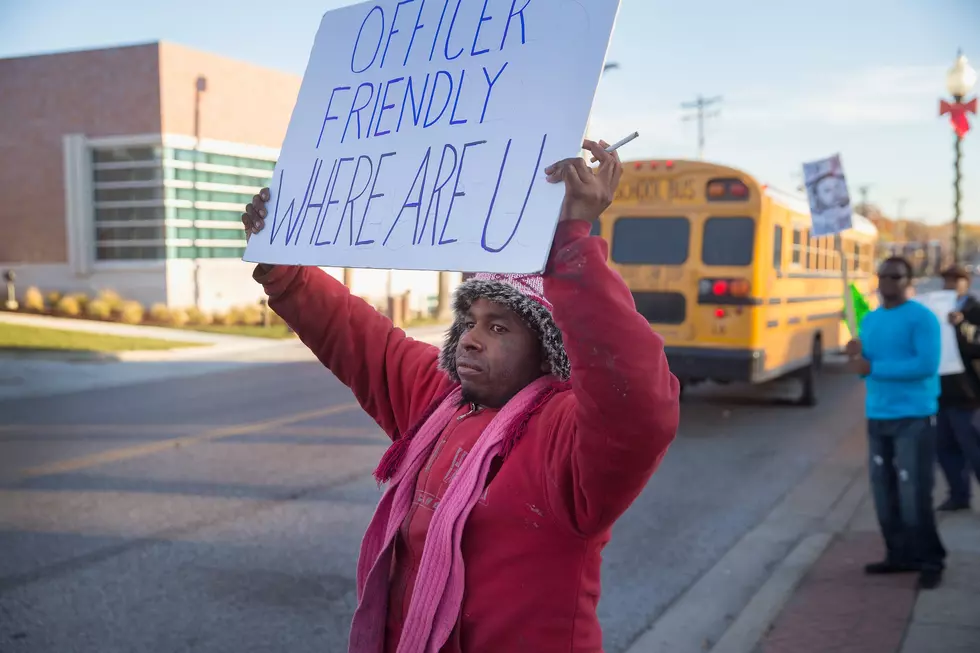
left=856, top=184, right=872, bottom=216
left=896, top=198, right=907, bottom=247
left=681, top=95, right=722, bottom=160
left=192, top=75, right=207, bottom=309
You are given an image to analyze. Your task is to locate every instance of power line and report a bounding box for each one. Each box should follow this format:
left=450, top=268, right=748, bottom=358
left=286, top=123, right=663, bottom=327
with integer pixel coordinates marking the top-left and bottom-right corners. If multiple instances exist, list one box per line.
left=681, top=95, right=722, bottom=160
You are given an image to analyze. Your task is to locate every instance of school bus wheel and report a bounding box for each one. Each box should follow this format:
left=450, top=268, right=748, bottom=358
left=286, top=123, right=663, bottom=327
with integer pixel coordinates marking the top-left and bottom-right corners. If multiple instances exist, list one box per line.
left=793, top=335, right=822, bottom=407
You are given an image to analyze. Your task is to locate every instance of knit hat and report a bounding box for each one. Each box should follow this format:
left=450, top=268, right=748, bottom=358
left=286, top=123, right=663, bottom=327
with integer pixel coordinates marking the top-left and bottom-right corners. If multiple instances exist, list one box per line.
left=439, top=273, right=570, bottom=382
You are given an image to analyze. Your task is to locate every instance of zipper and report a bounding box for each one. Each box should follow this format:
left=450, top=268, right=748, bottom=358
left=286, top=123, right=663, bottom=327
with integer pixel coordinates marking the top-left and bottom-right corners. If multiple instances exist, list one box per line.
left=457, top=402, right=483, bottom=421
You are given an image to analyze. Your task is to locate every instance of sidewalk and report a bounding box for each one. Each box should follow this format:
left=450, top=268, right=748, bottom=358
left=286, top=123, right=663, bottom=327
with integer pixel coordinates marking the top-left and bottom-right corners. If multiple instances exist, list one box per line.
left=759, top=489, right=980, bottom=653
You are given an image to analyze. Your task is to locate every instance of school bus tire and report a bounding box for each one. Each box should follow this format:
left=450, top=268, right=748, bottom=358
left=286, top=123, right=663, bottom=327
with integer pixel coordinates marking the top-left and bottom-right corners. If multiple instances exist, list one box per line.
left=794, top=336, right=822, bottom=407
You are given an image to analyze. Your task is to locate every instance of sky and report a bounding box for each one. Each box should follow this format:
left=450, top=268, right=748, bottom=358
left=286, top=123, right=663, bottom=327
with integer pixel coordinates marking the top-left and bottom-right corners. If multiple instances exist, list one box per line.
left=2, top=0, right=979, bottom=227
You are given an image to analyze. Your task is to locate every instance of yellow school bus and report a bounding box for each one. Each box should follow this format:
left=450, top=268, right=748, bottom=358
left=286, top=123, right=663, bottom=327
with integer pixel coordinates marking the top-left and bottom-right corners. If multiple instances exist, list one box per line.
left=593, top=159, right=879, bottom=405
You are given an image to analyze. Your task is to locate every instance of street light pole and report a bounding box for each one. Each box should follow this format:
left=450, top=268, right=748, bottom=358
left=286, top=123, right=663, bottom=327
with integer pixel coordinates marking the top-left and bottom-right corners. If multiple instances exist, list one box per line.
left=939, top=50, right=977, bottom=264
left=193, top=75, right=207, bottom=309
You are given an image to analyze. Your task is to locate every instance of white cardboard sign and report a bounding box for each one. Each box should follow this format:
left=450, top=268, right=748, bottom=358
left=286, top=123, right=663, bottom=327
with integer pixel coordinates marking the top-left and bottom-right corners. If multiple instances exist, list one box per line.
left=243, top=0, right=622, bottom=273
left=802, top=153, right=854, bottom=237
left=913, top=290, right=965, bottom=376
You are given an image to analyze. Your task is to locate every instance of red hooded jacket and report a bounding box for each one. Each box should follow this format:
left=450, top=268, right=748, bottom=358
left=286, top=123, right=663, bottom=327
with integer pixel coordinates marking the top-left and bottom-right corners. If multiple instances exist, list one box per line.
left=255, top=220, right=680, bottom=652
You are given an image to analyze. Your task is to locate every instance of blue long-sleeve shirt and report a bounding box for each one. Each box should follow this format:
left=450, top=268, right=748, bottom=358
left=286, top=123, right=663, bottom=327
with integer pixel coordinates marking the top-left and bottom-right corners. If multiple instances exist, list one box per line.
left=858, top=300, right=941, bottom=420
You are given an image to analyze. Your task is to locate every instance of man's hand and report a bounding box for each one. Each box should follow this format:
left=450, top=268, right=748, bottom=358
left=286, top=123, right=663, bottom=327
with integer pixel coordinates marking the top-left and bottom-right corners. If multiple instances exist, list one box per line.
left=845, top=339, right=862, bottom=358
left=545, top=139, right=623, bottom=223
left=242, top=188, right=270, bottom=242
left=849, top=358, right=871, bottom=376
left=949, top=311, right=964, bottom=326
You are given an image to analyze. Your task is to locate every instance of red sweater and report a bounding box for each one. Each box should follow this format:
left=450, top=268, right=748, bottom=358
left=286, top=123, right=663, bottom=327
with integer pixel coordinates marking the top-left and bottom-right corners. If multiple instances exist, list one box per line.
left=255, top=220, right=679, bottom=652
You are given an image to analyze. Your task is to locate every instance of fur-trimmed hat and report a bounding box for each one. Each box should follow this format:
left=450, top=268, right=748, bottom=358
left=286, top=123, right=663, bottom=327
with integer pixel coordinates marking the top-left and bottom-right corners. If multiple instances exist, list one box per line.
left=439, top=273, right=570, bottom=383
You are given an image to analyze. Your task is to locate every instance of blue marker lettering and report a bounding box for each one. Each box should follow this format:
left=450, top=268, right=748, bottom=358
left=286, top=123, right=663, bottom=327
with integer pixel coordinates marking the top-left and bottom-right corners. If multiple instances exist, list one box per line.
left=397, top=73, right=430, bottom=131
left=418, top=143, right=458, bottom=245
left=365, top=79, right=384, bottom=138
left=423, top=70, right=453, bottom=128
left=334, top=155, right=375, bottom=246
left=314, top=157, right=355, bottom=245
left=449, top=69, right=468, bottom=125
left=480, top=62, right=508, bottom=123
left=374, top=77, right=404, bottom=137
left=381, top=0, right=414, bottom=68
left=439, top=140, right=486, bottom=245
left=442, top=0, right=465, bottom=61
left=308, top=158, right=340, bottom=243
left=317, top=86, right=350, bottom=148
left=481, top=133, right=547, bottom=253
left=428, top=0, right=452, bottom=62
left=342, top=82, right=376, bottom=143
left=500, top=0, right=531, bottom=51
left=355, top=151, right=397, bottom=246
left=471, top=0, right=493, bottom=56
left=351, top=5, right=386, bottom=74
left=291, top=158, right=326, bottom=245
left=404, top=0, right=427, bottom=65
left=384, top=147, right=431, bottom=246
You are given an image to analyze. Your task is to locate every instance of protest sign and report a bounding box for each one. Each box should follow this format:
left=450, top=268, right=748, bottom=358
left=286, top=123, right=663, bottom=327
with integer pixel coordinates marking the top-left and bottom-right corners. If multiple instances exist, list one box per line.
left=243, top=0, right=623, bottom=273
left=914, top=290, right=965, bottom=376
left=802, top=153, right=857, bottom=334
left=802, top=153, right=853, bottom=238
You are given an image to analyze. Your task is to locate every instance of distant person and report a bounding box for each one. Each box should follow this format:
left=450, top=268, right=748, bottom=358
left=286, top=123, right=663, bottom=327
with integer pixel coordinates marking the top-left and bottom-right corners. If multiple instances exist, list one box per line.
left=241, top=139, right=680, bottom=652
left=937, top=264, right=980, bottom=511
left=846, top=256, right=945, bottom=589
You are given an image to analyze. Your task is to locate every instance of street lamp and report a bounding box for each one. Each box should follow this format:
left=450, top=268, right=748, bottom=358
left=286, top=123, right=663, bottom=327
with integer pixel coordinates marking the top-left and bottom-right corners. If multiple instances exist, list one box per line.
left=939, top=50, right=977, bottom=263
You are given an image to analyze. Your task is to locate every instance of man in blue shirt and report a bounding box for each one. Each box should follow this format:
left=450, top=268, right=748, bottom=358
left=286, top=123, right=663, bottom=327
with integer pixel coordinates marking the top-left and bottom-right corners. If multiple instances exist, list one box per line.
left=846, top=256, right=946, bottom=589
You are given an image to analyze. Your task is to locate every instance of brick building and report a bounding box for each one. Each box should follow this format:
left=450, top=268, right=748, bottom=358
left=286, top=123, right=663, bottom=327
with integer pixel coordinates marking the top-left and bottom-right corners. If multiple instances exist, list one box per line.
left=0, top=42, right=455, bottom=312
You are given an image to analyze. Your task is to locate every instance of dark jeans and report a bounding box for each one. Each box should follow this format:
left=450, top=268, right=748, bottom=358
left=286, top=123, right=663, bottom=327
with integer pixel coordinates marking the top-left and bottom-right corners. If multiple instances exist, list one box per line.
left=936, top=407, right=980, bottom=504
left=868, top=417, right=946, bottom=571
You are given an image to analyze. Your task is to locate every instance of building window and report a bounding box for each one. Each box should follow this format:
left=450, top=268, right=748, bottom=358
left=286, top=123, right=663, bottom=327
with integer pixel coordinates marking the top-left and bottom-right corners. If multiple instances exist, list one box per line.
left=89, top=143, right=275, bottom=262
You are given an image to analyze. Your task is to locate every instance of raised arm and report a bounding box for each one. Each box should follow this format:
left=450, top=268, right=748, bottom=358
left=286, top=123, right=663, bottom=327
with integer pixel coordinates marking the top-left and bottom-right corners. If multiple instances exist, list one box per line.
left=539, top=142, right=680, bottom=536
left=244, top=191, right=451, bottom=440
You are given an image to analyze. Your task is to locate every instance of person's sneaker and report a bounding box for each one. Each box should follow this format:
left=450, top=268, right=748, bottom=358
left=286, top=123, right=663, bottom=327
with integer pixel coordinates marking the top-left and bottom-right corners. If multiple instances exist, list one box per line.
left=864, top=560, right=917, bottom=575
left=918, top=569, right=943, bottom=589
left=937, top=498, right=971, bottom=512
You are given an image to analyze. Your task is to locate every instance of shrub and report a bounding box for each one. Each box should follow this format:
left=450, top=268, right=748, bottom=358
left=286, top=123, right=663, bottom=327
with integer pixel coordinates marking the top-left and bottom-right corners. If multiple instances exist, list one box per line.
left=212, top=311, right=236, bottom=326
left=185, top=306, right=211, bottom=326
left=55, top=295, right=81, bottom=317
left=45, top=291, right=62, bottom=307
left=119, top=300, right=144, bottom=325
left=149, top=303, right=172, bottom=324
left=228, top=305, right=263, bottom=326
left=85, top=299, right=113, bottom=320
left=23, top=287, right=45, bottom=312
left=97, top=290, right=125, bottom=313
left=70, top=293, right=90, bottom=311
left=169, top=308, right=190, bottom=327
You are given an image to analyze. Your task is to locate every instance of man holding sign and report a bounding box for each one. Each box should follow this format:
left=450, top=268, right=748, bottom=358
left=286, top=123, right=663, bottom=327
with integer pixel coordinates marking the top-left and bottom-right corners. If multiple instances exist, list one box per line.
left=242, top=139, right=679, bottom=652
left=846, top=257, right=946, bottom=590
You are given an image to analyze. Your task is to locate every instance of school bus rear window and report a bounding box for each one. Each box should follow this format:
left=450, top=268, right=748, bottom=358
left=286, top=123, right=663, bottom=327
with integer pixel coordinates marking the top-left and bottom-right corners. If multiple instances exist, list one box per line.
left=611, top=217, right=690, bottom=265
left=702, top=217, right=755, bottom=266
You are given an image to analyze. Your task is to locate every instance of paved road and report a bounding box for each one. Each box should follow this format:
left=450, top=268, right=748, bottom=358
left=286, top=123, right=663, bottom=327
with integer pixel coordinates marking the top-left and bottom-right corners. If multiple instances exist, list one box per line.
left=0, top=355, right=867, bottom=653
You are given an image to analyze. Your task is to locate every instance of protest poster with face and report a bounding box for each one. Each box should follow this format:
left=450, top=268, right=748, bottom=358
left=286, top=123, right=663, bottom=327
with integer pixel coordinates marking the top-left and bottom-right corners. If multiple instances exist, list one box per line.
left=802, top=153, right=853, bottom=237
left=243, top=0, right=622, bottom=273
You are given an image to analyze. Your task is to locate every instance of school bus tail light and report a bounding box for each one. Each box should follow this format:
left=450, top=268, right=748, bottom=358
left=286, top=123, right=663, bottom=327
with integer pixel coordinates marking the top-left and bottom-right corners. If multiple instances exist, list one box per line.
left=706, top=178, right=750, bottom=201
left=730, top=279, right=751, bottom=296
left=699, top=277, right=752, bottom=305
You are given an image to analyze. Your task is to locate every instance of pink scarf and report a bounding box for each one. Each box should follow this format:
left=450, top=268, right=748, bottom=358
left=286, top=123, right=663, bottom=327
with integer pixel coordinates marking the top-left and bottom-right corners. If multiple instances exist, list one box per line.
left=347, top=376, right=560, bottom=653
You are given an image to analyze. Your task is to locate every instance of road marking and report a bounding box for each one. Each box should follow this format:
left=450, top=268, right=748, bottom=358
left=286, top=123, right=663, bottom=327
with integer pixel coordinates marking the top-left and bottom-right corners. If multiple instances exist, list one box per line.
left=14, top=403, right=359, bottom=479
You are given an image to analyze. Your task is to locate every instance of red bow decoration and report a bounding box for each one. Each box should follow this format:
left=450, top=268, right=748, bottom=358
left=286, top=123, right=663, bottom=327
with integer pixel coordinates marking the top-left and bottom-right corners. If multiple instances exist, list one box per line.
left=940, top=98, right=978, bottom=138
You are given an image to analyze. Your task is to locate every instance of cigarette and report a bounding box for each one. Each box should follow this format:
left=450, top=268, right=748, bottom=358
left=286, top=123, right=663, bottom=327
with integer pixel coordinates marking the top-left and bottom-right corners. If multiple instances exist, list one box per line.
left=590, top=131, right=639, bottom=162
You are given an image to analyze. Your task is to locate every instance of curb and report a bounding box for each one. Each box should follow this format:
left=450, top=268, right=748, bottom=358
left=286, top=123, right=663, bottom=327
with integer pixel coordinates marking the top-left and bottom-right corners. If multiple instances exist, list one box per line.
left=624, top=425, right=868, bottom=653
